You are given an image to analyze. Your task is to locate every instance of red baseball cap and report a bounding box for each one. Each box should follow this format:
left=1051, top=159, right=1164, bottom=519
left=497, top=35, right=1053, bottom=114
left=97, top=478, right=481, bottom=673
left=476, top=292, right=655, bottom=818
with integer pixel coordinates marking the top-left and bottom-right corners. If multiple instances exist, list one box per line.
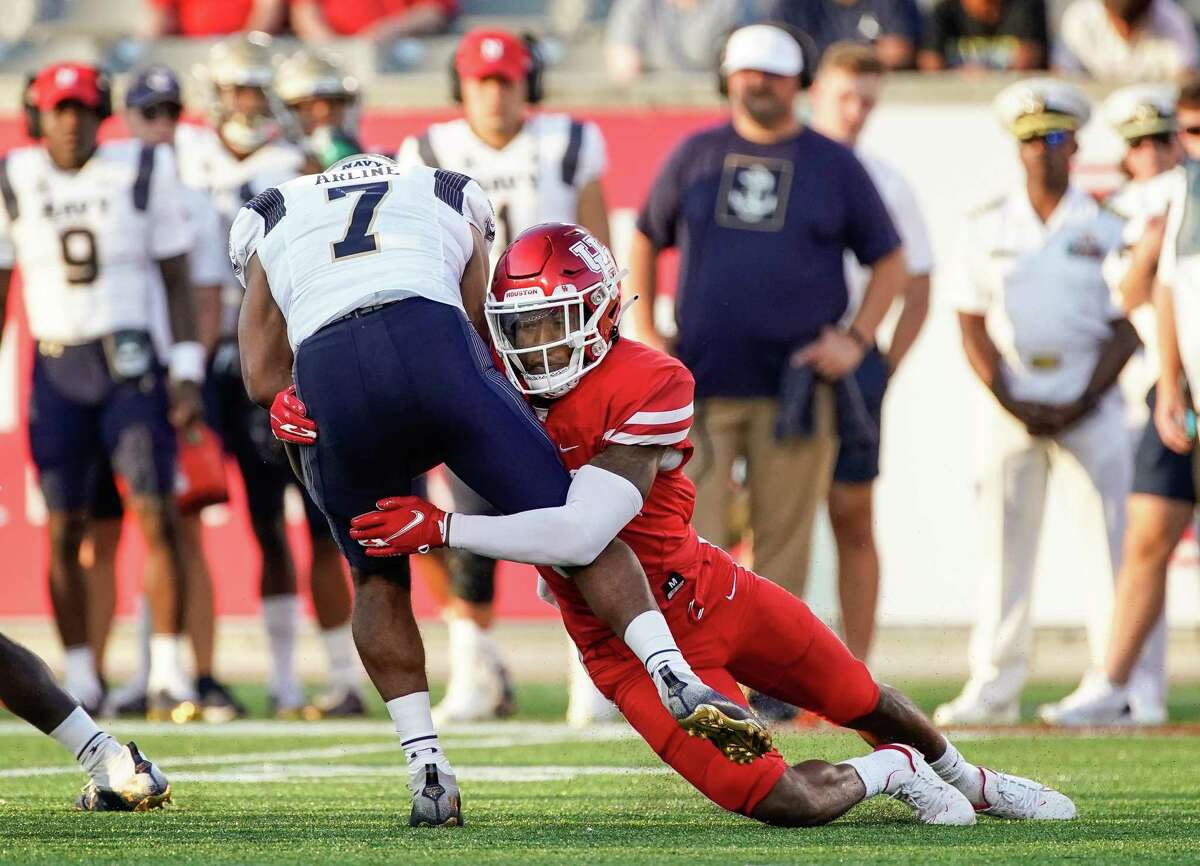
left=455, top=28, right=531, bottom=83
left=31, top=63, right=105, bottom=112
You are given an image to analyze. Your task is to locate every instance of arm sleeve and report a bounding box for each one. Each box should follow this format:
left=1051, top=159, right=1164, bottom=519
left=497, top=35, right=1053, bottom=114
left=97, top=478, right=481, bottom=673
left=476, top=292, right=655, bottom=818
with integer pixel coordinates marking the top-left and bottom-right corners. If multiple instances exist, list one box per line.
left=148, top=145, right=194, bottom=260
left=888, top=172, right=934, bottom=276
left=187, top=191, right=231, bottom=288
left=844, top=153, right=902, bottom=267
left=635, top=139, right=688, bottom=249
left=574, top=122, right=608, bottom=189
left=1158, top=176, right=1185, bottom=290
left=448, top=464, right=645, bottom=567
left=228, top=189, right=281, bottom=289
left=954, top=215, right=991, bottom=314
left=461, top=175, right=497, bottom=253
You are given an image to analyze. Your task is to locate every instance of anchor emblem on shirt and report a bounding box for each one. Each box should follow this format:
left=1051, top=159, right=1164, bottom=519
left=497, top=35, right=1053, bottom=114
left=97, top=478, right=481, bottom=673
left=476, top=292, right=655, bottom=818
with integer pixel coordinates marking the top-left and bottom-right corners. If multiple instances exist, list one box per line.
left=728, top=165, right=779, bottom=224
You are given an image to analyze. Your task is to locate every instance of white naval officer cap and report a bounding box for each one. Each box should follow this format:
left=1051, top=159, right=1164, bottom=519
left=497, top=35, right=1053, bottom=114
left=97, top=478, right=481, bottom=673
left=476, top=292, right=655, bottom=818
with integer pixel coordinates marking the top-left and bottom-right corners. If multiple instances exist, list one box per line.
left=1103, top=83, right=1177, bottom=140
left=994, top=78, right=1091, bottom=140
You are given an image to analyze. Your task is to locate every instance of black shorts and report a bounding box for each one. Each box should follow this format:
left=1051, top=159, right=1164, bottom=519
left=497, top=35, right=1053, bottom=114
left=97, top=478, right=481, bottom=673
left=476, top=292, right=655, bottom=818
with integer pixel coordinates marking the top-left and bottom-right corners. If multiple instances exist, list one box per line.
left=833, top=347, right=888, bottom=486
left=1132, top=387, right=1196, bottom=503
left=204, top=341, right=330, bottom=540
left=90, top=453, right=125, bottom=521
left=29, top=342, right=176, bottom=511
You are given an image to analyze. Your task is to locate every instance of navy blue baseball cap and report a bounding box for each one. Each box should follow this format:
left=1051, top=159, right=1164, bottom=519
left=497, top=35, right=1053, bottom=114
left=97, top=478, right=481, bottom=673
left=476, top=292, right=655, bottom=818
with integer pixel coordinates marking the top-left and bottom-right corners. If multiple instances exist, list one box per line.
left=125, top=65, right=182, bottom=109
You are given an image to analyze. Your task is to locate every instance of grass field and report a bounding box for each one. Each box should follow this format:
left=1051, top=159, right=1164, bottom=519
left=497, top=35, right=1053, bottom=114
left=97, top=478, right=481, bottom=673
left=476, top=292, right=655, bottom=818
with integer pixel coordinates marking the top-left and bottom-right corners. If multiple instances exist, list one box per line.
left=2, top=682, right=1200, bottom=865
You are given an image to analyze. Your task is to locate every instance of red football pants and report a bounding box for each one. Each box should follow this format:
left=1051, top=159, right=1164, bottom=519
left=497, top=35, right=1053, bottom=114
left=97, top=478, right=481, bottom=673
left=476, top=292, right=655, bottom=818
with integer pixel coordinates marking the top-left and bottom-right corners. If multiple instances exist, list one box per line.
left=580, top=543, right=880, bottom=816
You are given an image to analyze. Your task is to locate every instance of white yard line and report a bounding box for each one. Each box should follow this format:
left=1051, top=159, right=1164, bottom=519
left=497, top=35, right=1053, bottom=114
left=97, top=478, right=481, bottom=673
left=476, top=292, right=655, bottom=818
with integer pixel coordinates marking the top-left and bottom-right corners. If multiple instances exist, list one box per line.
left=0, top=720, right=639, bottom=739
left=174, top=765, right=672, bottom=784
left=0, top=726, right=643, bottom=780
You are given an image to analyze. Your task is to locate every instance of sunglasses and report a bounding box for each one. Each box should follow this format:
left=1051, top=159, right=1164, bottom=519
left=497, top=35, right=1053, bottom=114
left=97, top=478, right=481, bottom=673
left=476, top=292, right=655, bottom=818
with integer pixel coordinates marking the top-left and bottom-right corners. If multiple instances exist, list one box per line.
left=140, top=103, right=181, bottom=121
left=1128, top=132, right=1173, bottom=148
left=1018, top=130, right=1070, bottom=147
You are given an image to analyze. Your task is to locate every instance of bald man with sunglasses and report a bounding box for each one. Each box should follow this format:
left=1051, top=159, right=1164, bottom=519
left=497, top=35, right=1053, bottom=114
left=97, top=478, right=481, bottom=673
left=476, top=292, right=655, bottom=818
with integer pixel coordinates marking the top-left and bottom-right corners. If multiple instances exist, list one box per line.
left=936, top=79, right=1141, bottom=726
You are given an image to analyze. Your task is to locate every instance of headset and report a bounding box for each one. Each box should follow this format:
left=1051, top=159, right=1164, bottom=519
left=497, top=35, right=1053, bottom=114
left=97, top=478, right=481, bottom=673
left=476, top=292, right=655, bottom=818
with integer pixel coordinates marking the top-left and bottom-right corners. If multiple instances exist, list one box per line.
left=716, top=22, right=817, bottom=97
left=23, top=67, right=113, bottom=140
left=450, top=33, right=545, bottom=105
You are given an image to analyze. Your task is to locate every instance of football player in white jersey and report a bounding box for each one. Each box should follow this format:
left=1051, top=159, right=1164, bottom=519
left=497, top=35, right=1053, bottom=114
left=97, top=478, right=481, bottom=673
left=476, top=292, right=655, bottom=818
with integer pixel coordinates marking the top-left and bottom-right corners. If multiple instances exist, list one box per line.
left=92, top=65, right=245, bottom=722
left=276, top=48, right=364, bottom=173
left=0, top=62, right=201, bottom=719
left=809, top=42, right=932, bottom=670
left=232, top=153, right=766, bottom=826
left=187, top=36, right=367, bottom=718
left=397, top=26, right=614, bottom=727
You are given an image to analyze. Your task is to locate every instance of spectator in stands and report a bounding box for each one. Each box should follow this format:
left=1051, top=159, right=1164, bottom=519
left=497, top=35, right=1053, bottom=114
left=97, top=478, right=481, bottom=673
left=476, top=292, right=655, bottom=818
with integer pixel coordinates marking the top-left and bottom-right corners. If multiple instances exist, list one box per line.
left=606, top=0, right=756, bottom=83
left=290, top=0, right=454, bottom=42
left=142, top=0, right=284, bottom=37
left=918, top=0, right=1048, bottom=71
left=1053, top=0, right=1198, bottom=81
left=768, top=0, right=921, bottom=69
left=628, top=24, right=906, bottom=621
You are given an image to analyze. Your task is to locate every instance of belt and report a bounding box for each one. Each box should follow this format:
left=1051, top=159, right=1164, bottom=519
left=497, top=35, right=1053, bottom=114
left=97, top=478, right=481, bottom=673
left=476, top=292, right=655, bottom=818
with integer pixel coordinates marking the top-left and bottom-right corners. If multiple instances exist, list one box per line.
left=333, top=300, right=402, bottom=324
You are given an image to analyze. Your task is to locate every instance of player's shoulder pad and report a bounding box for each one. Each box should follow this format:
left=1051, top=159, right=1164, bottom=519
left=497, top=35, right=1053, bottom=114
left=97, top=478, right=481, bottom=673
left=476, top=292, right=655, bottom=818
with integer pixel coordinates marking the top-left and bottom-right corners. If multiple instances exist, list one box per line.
left=602, top=340, right=694, bottom=448
left=229, top=186, right=286, bottom=288
left=432, top=168, right=496, bottom=246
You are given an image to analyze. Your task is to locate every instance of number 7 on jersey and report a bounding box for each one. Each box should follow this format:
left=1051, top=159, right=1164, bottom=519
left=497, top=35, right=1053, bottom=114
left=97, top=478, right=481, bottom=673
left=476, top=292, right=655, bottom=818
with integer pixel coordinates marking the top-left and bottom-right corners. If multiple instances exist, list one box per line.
left=327, top=181, right=390, bottom=260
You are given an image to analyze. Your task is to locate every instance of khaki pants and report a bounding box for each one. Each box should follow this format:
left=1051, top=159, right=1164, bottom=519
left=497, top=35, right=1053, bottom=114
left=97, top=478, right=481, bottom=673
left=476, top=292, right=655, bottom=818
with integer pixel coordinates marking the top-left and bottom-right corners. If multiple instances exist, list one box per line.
left=686, top=391, right=837, bottom=597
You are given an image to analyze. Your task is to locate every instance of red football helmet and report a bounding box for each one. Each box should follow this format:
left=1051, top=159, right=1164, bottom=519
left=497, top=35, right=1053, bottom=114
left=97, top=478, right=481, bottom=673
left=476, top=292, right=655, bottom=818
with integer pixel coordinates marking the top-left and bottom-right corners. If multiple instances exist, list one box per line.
left=486, top=223, right=625, bottom=397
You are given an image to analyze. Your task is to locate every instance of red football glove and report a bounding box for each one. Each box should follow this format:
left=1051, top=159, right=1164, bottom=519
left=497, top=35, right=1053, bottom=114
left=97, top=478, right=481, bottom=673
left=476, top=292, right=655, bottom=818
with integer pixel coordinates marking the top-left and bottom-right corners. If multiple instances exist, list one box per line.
left=270, top=385, right=318, bottom=445
left=349, top=496, right=450, bottom=557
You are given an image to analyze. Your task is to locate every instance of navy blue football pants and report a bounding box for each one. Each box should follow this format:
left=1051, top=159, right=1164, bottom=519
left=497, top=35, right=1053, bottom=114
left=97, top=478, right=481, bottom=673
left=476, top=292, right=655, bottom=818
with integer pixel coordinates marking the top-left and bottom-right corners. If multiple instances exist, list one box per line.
left=292, top=297, right=571, bottom=574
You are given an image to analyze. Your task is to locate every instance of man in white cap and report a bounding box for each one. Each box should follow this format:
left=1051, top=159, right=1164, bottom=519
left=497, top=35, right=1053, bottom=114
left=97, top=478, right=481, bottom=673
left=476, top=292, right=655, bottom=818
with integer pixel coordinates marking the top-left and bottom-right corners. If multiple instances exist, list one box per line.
left=935, top=79, right=1142, bottom=726
left=1040, top=83, right=1180, bottom=726
left=629, top=23, right=907, bottom=624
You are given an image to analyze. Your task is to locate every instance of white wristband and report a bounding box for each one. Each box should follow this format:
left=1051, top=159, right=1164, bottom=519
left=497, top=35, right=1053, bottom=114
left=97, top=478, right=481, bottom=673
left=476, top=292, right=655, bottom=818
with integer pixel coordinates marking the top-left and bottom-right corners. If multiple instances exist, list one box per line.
left=169, top=341, right=206, bottom=384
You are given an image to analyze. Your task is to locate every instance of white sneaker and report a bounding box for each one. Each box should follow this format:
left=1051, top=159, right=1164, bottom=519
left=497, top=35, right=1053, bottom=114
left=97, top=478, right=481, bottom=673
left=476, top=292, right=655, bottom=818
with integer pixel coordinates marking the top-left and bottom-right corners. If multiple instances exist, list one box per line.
left=887, top=745, right=976, bottom=826
left=1037, top=676, right=1131, bottom=727
left=566, top=649, right=619, bottom=727
left=974, top=767, right=1076, bottom=820
left=933, top=688, right=1018, bottom=727
left=434, top=616, right=505, bottom=725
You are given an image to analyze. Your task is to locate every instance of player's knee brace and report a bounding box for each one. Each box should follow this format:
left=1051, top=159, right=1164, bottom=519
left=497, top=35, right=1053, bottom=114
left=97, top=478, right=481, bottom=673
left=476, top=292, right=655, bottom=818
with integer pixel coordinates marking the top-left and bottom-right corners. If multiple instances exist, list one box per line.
left=447, top=550, right=496, bottom=604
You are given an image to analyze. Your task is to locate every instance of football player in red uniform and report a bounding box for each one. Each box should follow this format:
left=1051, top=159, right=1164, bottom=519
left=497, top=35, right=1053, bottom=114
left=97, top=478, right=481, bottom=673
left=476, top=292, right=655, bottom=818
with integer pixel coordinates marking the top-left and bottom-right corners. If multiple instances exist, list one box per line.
left=341, top=224, right=1076, bottom=827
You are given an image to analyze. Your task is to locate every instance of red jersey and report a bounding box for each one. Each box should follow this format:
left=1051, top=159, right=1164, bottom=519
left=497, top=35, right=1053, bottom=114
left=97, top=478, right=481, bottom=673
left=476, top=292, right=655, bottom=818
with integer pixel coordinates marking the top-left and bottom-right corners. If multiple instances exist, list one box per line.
left=535, top=338, right=705, bottom=649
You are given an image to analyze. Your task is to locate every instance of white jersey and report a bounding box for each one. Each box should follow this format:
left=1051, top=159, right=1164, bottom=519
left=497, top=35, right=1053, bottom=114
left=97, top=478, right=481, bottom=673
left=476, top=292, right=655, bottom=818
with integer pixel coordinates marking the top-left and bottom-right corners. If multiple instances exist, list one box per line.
left=397, top=113, right=606, bottom=263
left=1156, top=162, right=1200, bottom=409
left=175, top=123, right=304, bottom=338
left=844, top=150, right=933, bottom=320
left=957, top=184, right=1125, bottom=405
left=0, top=140, right=192, bottom=344
left=229, top=161, right=495, bottom=351
left=1103, top=169, right=1178, bottom=417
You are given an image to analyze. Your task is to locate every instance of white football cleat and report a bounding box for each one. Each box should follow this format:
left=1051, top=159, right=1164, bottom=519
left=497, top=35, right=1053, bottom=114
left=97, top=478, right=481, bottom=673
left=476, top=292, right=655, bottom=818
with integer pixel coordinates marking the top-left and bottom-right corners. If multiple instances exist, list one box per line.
left=887, top=745, right=977, bottom=826
left=76, top=742, right=171, bottom=812
left=974, top=767, right=1076, bottom=820
left=1037, top=676, right=1132, bottom=727
left=933, top=688, right=1018, bottom=727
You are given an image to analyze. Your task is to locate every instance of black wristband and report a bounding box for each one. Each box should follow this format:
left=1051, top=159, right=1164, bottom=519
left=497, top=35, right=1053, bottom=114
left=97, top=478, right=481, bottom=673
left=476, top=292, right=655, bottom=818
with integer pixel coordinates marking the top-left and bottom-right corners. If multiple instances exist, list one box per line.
left=843, top=326, right=872, bottom=352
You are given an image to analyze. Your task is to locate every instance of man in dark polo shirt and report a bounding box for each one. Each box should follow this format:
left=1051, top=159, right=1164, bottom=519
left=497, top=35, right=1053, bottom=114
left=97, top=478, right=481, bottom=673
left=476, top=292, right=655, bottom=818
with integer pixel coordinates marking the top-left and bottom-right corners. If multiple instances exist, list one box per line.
left=627, top=23, right=906, bottom=604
